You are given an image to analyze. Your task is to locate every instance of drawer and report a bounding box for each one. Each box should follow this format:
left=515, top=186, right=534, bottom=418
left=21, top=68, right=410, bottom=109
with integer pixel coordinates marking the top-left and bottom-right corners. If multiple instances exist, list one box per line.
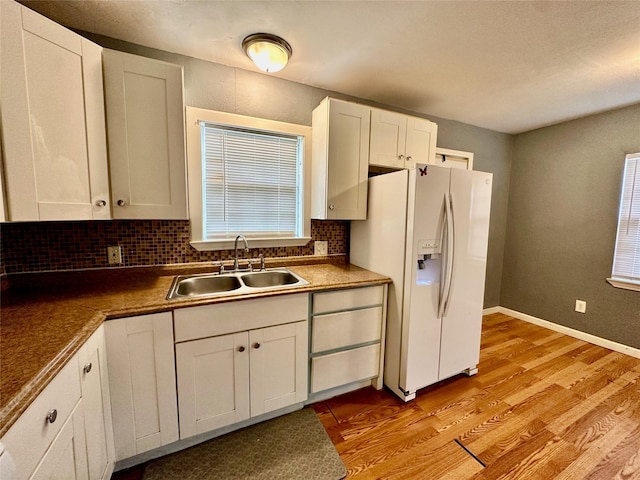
left=311, top=306, right=382, bottom=353
left=0, top=355, right=81, bottom=479
left=312, top=285, right=383, bottom=314
left=174, top=293, right=308, bottom=342
left=310, top=344, right=380, bottom=393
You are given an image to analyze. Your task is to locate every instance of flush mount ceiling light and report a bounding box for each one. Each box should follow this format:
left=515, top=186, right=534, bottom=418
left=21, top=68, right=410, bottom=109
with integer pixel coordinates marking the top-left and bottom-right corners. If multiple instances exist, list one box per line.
left=242, top=33, right=292, bottom=73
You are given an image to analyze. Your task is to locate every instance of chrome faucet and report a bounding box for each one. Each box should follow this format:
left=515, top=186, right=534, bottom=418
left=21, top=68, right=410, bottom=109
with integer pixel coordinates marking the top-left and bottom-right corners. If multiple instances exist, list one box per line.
left=233, top=234, right=249, bottom=271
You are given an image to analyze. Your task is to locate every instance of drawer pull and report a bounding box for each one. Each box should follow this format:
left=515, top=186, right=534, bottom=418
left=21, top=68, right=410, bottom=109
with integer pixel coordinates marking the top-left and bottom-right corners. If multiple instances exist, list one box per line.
left=253, top=342, right=261, bottom=349
left=237, top=346, right=246, bottom=352
left=46, top=409, right=58, bottom=424
left=83, top=362, right=93, bottom=374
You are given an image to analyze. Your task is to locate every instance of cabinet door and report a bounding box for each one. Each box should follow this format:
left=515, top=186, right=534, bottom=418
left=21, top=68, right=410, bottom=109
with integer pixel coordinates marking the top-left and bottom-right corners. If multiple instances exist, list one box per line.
left=369, top=109, right=406, bottom=169
left=30, top=404, right=88, bottom=480
left=176, top=332, right=250, bottom=439
left=103, top=49, right=187, bottom=219
left=78, top=327, right=114, bottom=480
left=0, top=2, right=110, bottom=221
left=311, top=98, right=370, bottom=220
left=104, top=312, right=179, bottom=461
left=249, top=321, right=308, bottom=416
left=405, top=117, right=437, bottom=168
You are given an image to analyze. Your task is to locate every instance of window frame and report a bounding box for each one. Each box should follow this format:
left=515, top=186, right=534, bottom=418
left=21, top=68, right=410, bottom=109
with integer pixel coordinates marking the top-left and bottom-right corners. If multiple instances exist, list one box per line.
left=186, top=107, right=312, bottom=251
left=607, top=152, right=640, bottom=292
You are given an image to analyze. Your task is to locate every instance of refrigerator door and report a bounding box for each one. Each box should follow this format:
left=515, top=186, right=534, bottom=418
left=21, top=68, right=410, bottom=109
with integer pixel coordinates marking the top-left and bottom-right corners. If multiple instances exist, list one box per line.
left=401, top=165, right=450, bottom=394
left=438, top=168, right=492, bottom=380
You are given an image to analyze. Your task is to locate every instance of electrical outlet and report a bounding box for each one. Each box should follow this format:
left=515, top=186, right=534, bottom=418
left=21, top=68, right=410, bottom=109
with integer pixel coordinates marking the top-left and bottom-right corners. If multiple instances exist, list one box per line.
left=314, top=241, right=328, bottom=256
left=107, top=246, right=123, bottom=265
left=575, top=299, right=586, bottom=314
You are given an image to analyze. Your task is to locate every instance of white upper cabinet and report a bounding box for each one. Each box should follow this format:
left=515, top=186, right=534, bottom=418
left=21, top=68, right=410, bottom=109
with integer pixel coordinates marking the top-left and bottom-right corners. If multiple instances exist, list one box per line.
left=311, top=97, right=371, bottom=220
left=102, top=49, right=188, bottom=219
left=369, top=108, right=438, bottom=170
left=0, top=0, right=110, bottom=221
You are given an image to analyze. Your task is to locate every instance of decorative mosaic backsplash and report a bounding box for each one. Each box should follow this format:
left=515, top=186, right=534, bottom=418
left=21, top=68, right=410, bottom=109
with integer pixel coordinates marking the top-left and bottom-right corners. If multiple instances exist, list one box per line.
left=0, top=219, right=349, bottom=274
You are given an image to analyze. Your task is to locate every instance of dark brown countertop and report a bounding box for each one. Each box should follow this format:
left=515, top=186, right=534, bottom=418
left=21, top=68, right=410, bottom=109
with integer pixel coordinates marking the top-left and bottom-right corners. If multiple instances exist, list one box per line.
left=0, top=261, right=390, bottom=437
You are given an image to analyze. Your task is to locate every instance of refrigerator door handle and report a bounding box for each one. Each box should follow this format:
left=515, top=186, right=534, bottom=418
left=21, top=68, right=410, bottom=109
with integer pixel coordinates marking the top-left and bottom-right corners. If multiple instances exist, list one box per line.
left=438, top=194, right=447, bottom=318
left=438, top=193, right=454, bottom=318
left=437, top=194, right=448, bottom=318
left=443, top=192, right=455, bottom=317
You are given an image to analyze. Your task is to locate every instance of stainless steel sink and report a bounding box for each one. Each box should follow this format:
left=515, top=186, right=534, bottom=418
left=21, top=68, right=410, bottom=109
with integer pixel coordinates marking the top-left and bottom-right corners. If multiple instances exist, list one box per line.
left=166, top=268, right=308, bottom=300
left=240, top=270, right=300, bottom=288
left=171, top=274, right=242, bottom=298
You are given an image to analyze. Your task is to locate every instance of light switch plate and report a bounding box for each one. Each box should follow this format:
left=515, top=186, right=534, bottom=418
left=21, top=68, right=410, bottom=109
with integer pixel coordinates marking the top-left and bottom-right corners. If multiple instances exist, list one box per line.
left=314, top=241, right=328, bottom=256
left=575, top=299, right=586, bottom=313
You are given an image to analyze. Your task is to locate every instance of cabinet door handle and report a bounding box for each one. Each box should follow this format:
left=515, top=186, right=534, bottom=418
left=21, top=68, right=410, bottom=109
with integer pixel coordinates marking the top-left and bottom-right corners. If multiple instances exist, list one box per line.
left=398, top=154, right=405, bottom=160
left=46, top=409, right=58, bottom=424
left=237, top=346, right=246, bottom=352
left=95, top=199, right=107, bottom=207
left=83, top=362, right=92, bottom=374
left=406, top=156, right=413, bottom=162
left=253, top=342, right=261, bottom=349
left=328, top=204, right=335, bottom=211
left=117, top=199, right=127, bottom=207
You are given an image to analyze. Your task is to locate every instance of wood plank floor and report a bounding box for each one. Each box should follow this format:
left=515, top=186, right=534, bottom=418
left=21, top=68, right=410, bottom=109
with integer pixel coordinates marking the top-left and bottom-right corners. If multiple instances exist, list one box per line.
left=112, top=313, right=640, bottom=479
left=313, top=313, right=640, bottom=479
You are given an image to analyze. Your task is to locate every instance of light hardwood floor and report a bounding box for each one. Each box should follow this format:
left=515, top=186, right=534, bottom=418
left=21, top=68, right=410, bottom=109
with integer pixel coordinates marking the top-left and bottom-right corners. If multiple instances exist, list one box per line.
left=313, top=313, right=640, bottom=479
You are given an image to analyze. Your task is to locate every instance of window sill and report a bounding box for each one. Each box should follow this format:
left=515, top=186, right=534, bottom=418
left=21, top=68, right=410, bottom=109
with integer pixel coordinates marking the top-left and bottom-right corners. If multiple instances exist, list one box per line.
left=190, top=237, right=312, bottom=252
left=606, top=277, right=640, bottom=292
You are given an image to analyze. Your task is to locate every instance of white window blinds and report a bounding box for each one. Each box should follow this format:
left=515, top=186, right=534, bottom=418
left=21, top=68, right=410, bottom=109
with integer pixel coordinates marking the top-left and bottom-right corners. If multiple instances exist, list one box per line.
left=611, top=153, right=640, bottom=284
left=201, top=122, right=302, bottom=239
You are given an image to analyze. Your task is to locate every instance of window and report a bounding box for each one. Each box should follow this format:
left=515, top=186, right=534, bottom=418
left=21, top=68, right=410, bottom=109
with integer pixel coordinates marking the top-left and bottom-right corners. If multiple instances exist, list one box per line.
left=608, top=152, right=640, bottom=291
left=186, top=107, right=311, bottom=251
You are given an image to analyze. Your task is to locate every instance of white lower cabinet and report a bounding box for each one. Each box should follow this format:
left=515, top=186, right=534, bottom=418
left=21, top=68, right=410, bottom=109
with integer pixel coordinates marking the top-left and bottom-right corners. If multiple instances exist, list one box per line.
left=78, top=326, right=115, bottom=480
left=30, top=404, right=88, bottom=480
left=174, top=294, right=309, bottom=440
left=176, top=332, right=250, bottom=436
left=0, top=326, right=115, bottom=480
left=310, top=285, right=387, bottom=395
left=104, top=312, right=179, bottom=461
left=249, top=322, right=308, bottom=417
left=0, top=357, right=83, bottom=480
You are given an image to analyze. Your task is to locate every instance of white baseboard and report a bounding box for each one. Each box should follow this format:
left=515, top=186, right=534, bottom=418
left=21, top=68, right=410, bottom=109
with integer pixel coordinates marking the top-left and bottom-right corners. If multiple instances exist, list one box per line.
left=482, top=306, right=501, bottom=315
left=491, top=306, right=640, bottom=359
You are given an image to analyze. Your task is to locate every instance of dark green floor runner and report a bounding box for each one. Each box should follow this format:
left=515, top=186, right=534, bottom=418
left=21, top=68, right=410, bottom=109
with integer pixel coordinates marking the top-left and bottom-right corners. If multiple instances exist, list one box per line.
left=142, top=408, right=347, bottom=480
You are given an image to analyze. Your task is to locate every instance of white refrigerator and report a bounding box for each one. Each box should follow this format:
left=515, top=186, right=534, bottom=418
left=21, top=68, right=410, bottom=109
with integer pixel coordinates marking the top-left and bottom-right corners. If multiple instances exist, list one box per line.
left=351, top=164, right=492, bottom=401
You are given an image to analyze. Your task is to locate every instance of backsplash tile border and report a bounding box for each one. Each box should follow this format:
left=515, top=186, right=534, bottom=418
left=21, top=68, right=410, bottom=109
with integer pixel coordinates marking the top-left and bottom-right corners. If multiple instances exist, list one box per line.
left=0, top=219, right=349, bottom=274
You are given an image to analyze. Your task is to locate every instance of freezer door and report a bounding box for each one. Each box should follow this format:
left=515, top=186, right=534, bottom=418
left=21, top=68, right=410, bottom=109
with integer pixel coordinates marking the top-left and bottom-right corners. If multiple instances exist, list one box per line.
left=438, top=168, right=492, bottom=380
left=400, top=165, right=449, bottom=393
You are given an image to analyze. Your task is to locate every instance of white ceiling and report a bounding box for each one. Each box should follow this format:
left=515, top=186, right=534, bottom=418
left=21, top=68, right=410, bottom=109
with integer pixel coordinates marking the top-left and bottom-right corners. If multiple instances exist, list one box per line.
left=20, top=0, right=640, bottom=134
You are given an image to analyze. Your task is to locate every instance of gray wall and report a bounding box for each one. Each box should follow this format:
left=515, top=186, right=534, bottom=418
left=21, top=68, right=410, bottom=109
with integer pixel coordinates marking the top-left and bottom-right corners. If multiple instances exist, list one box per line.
left=502, top=104, right=640, bottom=348
left=85, top=33, right=513, bottom=308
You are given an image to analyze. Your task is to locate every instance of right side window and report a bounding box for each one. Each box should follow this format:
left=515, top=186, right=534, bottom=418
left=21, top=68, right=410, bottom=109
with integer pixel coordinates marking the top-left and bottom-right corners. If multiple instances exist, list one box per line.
left=608, top=152, right=640, bottom=291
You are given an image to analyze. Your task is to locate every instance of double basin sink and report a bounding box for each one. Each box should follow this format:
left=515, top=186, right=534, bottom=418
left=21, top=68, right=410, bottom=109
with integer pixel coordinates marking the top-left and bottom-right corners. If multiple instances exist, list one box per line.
left=166, top=268, right=309, bottom=300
